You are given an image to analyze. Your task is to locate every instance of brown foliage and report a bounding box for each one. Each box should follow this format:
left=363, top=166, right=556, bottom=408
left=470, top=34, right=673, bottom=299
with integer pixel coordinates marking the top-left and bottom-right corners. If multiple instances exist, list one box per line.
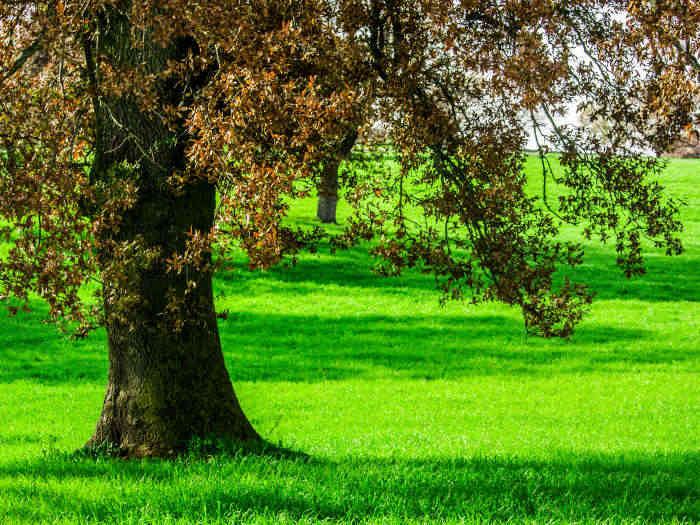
left=1, top=1, right=697, bottom=338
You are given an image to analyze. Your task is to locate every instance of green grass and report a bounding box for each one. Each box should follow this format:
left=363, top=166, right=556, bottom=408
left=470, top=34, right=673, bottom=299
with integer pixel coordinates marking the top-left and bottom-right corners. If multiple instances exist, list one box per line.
left=0, top=157, right=698, bottom=524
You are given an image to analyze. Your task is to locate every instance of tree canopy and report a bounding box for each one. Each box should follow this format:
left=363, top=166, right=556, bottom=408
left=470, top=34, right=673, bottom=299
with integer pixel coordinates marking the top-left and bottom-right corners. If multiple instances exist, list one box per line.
left=0, top=0, right=698, bottom=335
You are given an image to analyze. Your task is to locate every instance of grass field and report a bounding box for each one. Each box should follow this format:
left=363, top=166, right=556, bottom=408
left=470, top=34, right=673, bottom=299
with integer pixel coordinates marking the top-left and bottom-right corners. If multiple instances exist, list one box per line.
left=0, top=157, right=698, bottom=524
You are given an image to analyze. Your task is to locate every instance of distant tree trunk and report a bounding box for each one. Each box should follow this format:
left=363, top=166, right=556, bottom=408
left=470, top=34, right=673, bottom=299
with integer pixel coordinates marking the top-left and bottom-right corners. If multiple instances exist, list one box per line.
left=84, top=19, right=259, bottom=457
left=316, top=131, right=358, bottom=224
left=317, top=158, right=341, bottom=223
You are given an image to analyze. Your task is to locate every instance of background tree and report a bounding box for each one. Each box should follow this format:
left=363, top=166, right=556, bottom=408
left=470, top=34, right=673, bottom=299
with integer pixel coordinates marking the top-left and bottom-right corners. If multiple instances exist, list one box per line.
left=0, top=0, right=697, bottom=457
left=316, top=129, right=358, bottom=223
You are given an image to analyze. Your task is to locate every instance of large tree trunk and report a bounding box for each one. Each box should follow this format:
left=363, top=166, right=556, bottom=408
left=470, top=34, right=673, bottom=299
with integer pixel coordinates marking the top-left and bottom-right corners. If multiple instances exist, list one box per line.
left=84, top=18, right=258, bottom=457
left=87, top=180, right=260, bottom=458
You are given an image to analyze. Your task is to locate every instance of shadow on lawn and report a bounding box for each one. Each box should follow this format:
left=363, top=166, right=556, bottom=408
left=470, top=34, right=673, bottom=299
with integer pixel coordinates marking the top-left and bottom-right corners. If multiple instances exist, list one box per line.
left=560, top=247, right=700, bottom=303
left=216, top=242, right=700, bottom=303
left=216, top=249, right=434, bottom=297
left=218, top=311, right=697, bottom=382
left=1, top=308, right=696, bottom=384
left=1, top=237, right=698, bottom=385
left=0, top=450, right=697, bottom=523
left=0, top=315, right=107, bottom=384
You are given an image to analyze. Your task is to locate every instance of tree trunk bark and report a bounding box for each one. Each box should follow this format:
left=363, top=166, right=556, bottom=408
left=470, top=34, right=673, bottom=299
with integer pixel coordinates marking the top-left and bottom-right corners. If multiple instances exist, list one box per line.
left=316, top=131, right=358, bottom=224
left=87, top=181, right=260, bottom=458
left=316, top=159, right=340, bottom=224
left=88, top=294, right=260, bottom=457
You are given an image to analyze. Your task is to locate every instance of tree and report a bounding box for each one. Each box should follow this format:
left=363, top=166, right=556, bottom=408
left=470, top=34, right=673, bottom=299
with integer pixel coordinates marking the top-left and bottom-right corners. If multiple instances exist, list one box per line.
left=316, top=130, right=358, bottom=223
left=0, top=0, right=697, bottom=457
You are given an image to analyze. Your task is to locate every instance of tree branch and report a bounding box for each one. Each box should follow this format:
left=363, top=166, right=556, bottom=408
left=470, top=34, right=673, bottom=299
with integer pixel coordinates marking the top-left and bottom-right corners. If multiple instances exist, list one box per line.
left=0, top=37, right=43, bottom=85
left=673, top=39, right=700, bottom=72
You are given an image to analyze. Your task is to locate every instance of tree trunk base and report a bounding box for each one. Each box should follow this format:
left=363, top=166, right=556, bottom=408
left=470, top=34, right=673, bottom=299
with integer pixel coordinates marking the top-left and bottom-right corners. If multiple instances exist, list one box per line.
left=87, top=213, right=260, bottom=460
left=86, top=374, right=260, bottom=458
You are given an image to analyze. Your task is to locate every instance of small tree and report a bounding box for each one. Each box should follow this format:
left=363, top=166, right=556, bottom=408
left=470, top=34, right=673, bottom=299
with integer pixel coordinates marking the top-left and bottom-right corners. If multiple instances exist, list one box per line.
left=0, top=0, right=696, bottom=457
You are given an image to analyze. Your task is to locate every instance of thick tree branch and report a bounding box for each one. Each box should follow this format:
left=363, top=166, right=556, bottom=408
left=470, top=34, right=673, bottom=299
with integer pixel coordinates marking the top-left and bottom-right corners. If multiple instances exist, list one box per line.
left=0, top=37, right=43, bottom=85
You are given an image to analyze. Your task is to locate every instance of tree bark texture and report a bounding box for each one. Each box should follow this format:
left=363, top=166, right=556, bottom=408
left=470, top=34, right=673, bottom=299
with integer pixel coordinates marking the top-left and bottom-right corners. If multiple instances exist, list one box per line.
left=317, top=158, right=340, bottom=223
left=87, top=182, right=259, bottom=457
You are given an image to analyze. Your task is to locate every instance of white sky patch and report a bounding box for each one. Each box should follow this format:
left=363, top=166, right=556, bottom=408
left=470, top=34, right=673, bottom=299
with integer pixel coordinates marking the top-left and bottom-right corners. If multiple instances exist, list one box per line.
left=526, top=103, right=582, bottom=151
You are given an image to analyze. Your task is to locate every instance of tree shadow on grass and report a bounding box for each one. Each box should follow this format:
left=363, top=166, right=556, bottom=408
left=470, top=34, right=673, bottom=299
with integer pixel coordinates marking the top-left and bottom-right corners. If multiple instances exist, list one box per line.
left=218, top=312, right=695, bottom=382
left=0, top=450, right=697, bottom=523
left=215, top=249, right=435, bottom=297
left=557, top=246, right=700, bottom=303
left=0, top=325, right=107, bottom=384
left=216, top=243, right=700, bottom=303
left=2, top=238, right=698, bottom=386
left=0, top=434, right=44, bottom=445
left=2, top=308, right=695, bottom=384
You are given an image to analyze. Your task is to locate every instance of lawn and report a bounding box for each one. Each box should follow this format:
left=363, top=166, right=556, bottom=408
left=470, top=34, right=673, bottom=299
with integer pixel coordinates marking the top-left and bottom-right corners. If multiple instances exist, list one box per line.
left=0, top=157, right=698, bottom=524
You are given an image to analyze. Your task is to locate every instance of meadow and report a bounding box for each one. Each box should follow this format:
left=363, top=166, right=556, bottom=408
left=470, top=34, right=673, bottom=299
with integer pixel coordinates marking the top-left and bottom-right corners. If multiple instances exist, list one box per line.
left=0, top=156, right=698, bottom=524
